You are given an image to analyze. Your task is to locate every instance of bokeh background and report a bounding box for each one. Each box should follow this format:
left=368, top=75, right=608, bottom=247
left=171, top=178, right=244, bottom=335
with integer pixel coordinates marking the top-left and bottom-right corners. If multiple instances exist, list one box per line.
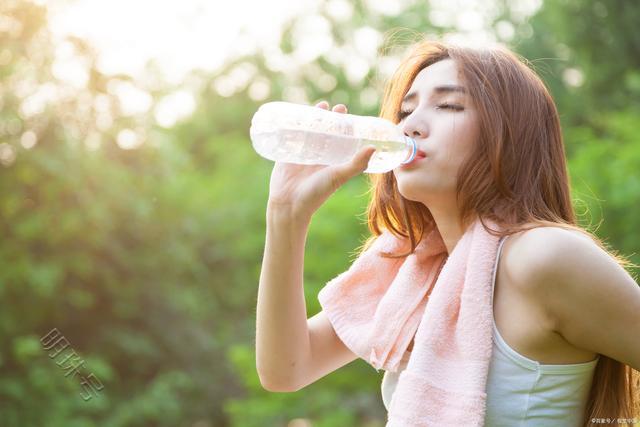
left=1, top=0, right=639, bottom=425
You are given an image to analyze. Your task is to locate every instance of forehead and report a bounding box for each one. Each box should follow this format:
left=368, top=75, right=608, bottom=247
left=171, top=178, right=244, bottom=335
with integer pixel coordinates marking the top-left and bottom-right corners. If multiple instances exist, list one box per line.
left=408, top=58, right=463, bottom=94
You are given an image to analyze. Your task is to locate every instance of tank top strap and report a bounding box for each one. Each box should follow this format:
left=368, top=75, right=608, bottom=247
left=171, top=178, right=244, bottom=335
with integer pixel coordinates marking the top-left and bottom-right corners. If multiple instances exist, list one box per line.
left=490, top=235, right=509, bottom=307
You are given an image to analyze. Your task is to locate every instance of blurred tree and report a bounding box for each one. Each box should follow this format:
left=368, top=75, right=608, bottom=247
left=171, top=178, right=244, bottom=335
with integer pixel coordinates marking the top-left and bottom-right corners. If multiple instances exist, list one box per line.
left=1, top=0, right=638, bottom=426
left=506, top=0, right=640, bottom=269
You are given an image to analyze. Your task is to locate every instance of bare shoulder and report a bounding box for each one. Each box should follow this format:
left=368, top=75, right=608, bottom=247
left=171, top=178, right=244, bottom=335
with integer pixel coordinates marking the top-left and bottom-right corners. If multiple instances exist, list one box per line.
left=504, top=224, right=603, bottom=278
left=510, top=223, right=595, bottom=252
left=500, top=225, right=601, bottom=324
left=503, top=224, right=640, bottom=369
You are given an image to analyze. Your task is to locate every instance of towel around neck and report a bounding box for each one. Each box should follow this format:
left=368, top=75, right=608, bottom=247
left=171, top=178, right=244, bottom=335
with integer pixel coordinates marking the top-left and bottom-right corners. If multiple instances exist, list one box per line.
left=318, top=217, right=503, bottom=426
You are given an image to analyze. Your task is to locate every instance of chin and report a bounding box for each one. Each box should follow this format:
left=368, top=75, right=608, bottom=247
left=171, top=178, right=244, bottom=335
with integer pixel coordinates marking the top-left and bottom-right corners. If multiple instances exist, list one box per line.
left=396, top=180, right=429, bottom=202
left=395, top=175, right=450, bottom=204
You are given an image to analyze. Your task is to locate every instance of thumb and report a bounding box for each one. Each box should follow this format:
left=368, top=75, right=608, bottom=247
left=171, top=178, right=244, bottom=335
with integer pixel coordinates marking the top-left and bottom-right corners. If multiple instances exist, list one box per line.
left=335, top=145, right=377, bottom=179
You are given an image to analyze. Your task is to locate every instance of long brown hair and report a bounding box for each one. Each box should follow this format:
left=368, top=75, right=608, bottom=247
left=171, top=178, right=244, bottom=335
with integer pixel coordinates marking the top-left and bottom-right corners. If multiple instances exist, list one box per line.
left=361, top=39, right=640, bottom=426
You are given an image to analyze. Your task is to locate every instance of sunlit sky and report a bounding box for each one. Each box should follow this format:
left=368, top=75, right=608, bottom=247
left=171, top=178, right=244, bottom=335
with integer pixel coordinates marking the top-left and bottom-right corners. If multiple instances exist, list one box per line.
left=47, top=0, right=543, bottom=83
left=48, top=0, right=314, bottom=83
left=32, top=0, right=545, bottom=145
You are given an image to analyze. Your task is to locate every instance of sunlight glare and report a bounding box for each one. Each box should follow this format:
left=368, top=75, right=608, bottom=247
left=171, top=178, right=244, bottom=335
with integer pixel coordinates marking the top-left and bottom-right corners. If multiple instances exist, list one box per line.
left=154, top=91, right=196, bottom=128
left=107, top=81, right=153, bottom=116
left=49, top=0, right=316, bottom=82
left=116, top=128, right=143, bottom=150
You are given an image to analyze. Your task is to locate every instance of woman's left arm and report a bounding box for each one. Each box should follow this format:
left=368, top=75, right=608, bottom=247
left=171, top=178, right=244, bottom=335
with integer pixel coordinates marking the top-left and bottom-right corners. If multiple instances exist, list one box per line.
left=525, top=227, right=640, bottom=371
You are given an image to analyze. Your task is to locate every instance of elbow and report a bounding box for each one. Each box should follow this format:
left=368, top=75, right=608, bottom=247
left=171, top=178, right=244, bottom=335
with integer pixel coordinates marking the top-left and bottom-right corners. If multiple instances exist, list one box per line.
left=258, top=375, right=299, bottom=393
left=256, top=365, right=301, bottom=393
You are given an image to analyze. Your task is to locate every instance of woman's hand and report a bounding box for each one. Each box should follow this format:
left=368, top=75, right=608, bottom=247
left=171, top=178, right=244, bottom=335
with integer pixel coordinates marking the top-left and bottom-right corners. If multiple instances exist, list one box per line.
left=266, top=101, right=376, bottom=221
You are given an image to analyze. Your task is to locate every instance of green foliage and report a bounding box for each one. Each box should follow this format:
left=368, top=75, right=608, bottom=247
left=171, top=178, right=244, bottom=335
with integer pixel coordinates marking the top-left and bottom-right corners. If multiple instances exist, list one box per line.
left=568, top=109, right=640, bottom=273
left=1, top=0, right=638, bottom=426
left=224, top=344, right=385, bottom=427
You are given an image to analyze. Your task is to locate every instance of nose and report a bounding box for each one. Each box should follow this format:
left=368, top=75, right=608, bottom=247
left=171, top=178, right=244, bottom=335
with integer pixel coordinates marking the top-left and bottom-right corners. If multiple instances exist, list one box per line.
left=401, top=115, right=428, bottom=139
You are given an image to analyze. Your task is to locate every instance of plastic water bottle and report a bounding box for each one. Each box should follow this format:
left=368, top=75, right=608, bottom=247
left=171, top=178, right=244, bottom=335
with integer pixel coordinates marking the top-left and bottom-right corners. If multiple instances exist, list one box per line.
left=249, top=101, right=417, bottom=173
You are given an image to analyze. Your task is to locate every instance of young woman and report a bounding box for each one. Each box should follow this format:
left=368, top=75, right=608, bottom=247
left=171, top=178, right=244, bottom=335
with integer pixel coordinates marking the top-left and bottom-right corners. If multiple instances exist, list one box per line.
left=255, top=39, right=640, bottom=425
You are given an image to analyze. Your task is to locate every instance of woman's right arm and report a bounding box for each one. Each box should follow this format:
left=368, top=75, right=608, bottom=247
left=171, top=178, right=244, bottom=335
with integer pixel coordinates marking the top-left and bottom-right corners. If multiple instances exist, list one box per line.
left=256, top=204, right=362, bottom=392
left=255, top=204, right=313, bottom=392
left=255, top=102, right=375, bottom=392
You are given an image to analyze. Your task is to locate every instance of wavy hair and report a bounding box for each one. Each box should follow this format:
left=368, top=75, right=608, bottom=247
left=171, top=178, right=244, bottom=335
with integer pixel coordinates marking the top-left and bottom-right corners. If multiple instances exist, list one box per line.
left=360, top=39, right=639, bottom=426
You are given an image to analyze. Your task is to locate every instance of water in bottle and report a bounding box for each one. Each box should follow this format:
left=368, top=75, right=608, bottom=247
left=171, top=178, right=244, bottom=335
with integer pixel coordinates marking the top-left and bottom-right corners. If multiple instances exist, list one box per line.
left=249, top=101, right=417, bottom=173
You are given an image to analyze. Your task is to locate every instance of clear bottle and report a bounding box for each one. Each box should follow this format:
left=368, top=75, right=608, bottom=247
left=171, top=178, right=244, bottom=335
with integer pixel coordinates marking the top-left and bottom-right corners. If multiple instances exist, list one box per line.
left=249, top=101, right=417, bottom=173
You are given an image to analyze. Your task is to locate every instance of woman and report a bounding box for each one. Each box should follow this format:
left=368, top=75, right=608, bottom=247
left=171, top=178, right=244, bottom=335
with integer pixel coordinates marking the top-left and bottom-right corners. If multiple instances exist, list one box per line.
left=255, top=39, right=640, bottom=425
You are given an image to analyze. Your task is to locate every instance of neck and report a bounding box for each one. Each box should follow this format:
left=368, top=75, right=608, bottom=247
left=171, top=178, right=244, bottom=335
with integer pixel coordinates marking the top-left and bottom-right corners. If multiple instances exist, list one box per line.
left=426, top=201, right=476, bottom=255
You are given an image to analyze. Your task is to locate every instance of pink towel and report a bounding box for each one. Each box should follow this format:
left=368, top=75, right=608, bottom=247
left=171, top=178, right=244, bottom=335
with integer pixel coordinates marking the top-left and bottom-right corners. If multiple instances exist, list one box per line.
left=318, top=217, right=502, bottom=426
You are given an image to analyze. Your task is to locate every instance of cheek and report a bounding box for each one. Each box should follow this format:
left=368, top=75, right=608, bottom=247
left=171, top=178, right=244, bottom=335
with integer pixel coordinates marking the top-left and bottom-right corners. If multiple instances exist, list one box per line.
left=443, top=121, right=478, bottom=170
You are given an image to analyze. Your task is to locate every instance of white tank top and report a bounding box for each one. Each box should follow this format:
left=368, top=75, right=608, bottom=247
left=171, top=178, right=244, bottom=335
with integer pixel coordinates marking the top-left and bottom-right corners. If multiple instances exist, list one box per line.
left=380, top=235, right=600, bottom=426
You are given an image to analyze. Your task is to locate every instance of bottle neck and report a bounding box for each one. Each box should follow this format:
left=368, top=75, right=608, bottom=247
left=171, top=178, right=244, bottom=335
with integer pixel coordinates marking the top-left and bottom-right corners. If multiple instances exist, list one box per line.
left=401, top=136, right=417, bottom=164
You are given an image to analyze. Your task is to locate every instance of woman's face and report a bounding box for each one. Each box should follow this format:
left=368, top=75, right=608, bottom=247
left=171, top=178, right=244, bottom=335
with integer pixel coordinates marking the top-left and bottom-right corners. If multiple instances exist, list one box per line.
left=392, top=58, right=480, bottom=206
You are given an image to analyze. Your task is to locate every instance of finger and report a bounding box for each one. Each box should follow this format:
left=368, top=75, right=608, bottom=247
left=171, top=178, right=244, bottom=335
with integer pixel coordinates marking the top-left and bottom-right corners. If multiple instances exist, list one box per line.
left=315, top=100, right=329, bottom=109
left=332, top=104, right=347, bottom=114
left=334, top=145, right=377, bottom=181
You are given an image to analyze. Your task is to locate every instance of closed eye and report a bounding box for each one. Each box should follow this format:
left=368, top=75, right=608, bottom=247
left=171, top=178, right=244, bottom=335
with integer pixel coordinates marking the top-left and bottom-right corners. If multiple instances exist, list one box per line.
left=397, top=103, right=464, bottom=120
left=437, top=103, right=464, bottom=111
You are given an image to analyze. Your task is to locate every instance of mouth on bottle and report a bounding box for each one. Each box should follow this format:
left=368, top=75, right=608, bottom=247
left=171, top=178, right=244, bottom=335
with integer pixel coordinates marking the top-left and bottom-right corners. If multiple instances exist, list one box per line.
left=401, top=137, right=417, bottom=164
left=400, top=149, right=428, bottom=169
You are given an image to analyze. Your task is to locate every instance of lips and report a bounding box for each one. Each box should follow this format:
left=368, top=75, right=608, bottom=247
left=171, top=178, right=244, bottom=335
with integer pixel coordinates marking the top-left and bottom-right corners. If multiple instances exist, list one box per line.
left=415, top=150, right=427, bottom=159
left=401, top=149, right=427, bottom=168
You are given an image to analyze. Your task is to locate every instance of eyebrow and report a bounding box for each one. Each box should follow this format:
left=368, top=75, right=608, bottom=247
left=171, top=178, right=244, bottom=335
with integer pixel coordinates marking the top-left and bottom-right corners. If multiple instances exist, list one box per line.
left=401, top=85, right=467, bottom=104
